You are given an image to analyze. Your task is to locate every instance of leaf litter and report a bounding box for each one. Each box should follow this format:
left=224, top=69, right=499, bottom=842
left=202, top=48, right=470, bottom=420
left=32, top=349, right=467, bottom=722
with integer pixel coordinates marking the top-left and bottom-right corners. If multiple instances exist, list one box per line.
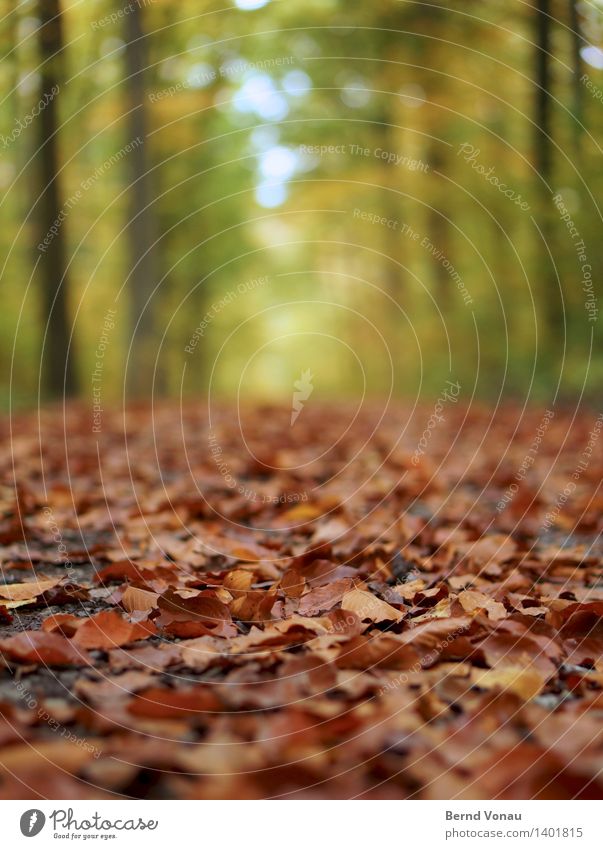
left=0, top=402, right=602, bottom=799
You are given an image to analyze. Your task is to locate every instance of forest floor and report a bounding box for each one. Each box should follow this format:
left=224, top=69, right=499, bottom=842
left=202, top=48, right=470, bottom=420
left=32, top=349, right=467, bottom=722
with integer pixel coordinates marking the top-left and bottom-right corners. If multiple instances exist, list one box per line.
left=0, top=401, right=602, bottom=799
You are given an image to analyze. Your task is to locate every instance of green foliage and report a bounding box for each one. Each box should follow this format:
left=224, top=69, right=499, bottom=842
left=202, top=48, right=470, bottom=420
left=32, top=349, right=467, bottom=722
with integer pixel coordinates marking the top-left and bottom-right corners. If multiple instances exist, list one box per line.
left=1, top=0, right=602, bottom=405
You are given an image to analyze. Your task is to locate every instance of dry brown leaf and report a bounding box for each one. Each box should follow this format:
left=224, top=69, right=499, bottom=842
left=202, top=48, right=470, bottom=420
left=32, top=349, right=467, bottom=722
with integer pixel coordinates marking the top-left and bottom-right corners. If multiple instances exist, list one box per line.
left=0, top=631, right=90, bottom=666
left=298, top=578, right=353, bottom=615
left=341, top=588, right=404, bottom=623
left=459, top=589, right=507, bottom=621
left=0, top=577, right=60, bottom=601
left=73, top=610, right=157, bottom=650
left=120, top=585, right=159, bottom=613
left=335, top=635, right=419, bottom=670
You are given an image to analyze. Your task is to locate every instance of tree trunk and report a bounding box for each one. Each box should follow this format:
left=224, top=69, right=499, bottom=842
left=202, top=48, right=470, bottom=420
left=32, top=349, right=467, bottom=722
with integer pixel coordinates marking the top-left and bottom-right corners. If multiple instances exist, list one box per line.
left=426, top=146, right=451, bottom=311
left=534, top=0, right=553, bottom=184
left=568, top=0, right=584, bottom=150
left=534, top=0, right=565, bottom=363
left=372, top=109, right=406, bottom=391
left=124, top=2, right=157, bottom=397
left=36, top=0, right=77, bottom=397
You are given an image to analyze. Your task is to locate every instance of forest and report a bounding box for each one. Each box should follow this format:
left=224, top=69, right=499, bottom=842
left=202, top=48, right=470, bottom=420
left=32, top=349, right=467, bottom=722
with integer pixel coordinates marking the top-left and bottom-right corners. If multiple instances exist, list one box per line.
left=0, top=0, right=602, bottom=808
left=1, top=0, right=602, bottom=404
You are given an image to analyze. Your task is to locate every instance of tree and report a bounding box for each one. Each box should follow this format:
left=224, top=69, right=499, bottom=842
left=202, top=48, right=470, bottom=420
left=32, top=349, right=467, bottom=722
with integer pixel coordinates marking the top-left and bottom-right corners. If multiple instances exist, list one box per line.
left=534, top=0, right=553, bottom=184
left=35, top=0, right=77, bottom=397
left=124, top=1, right=157, bottom=396
left=533, top=0, right=565, bottom=356
left=568, top=0, right=584, bottom=151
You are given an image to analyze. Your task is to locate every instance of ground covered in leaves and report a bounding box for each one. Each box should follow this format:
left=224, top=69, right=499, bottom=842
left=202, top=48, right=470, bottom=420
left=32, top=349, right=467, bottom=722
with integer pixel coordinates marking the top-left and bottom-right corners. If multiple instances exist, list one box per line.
left=0, top=401, right=602, bottom=799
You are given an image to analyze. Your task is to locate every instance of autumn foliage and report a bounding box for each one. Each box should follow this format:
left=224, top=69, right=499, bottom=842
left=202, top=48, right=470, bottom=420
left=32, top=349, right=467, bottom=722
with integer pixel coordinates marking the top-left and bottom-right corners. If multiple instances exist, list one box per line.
left=0, top=402, right=602, bottom=799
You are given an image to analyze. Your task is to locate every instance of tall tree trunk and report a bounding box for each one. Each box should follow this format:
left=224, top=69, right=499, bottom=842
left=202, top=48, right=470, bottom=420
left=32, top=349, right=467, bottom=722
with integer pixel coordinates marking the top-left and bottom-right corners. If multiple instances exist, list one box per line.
left=7, top=1, right=20, bottom=142
left=534, top=0, right=553, bottom=184
left=36, top=0, right=77, bottom=397
left=534, top=0, right=564, bottom=361
left=568, top=0, right=584, bottom=152
left=426, top=146, right=451, bottom=312
left=124, top=3, right=156, bottom=397
left=373, top=110, right=405, bottom=392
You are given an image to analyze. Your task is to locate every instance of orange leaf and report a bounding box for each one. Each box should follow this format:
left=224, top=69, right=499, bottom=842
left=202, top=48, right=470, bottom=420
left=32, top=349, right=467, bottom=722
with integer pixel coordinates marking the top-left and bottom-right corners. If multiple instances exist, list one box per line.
left=0, top=631, right=89, bottom=666
left=73, top=611, right=157, bottom=650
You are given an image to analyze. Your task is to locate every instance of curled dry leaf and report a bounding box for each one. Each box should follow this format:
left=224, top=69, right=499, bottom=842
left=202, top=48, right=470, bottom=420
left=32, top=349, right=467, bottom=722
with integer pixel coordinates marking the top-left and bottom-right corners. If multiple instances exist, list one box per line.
left=279, top=567, right=305, bottom=599
left=411, top=596, right=453, bottom=623
left=230, top=589, right=277, bottom=622
left=558, top=602, right=603, bottom=666
left=223, top=569, right=254, bottom=596
left=198, top=534, right=273, bottom=562
left=458, top=589, right=507, bottom=621
left=41, top=613, right=82, bottom=637
left=157, top=590, right=236, bottom=637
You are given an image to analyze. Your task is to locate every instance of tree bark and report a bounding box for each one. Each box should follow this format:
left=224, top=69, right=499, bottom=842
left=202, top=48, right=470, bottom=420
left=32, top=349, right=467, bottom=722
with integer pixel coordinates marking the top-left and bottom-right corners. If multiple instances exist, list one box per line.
left=36, top=0, right=77, bottom=397
left=426, top=146, right=452, bottom=312
left=534, top=0, right=553, bottom=184
left=124, top=2, right=157, bottom=397
left=534, top=0, right=565, bottom=367
left=568, top=0, right=584, bottom=149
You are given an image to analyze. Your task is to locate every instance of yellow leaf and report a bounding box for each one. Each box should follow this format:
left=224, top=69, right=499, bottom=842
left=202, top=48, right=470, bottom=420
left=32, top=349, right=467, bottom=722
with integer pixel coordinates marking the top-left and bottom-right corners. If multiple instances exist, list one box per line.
left=473, top=666, right=545, bottom=700
left=0, top=597, right=37, bottom=609
left=0, top=578, right=60, bottom=602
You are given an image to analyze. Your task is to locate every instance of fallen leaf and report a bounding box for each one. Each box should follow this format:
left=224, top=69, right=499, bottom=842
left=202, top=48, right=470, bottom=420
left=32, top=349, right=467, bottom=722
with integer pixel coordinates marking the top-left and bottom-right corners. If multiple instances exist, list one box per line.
left=335, top=635, right=419, bottom=670
left=473, top=666, right=546, bottom=700
left=127, top=686, right=220, bottom=717
left=0, top=577, right=60, bottom=602
left=341, top=588, right=404, bottom=623
left=120, top=585, right=159, bottom=613
left=298, top=578, right=353, bottom=615
left=459, top=589, right=507, bottom=621
left=157, top=589, right=236, bottom=637
left=0, top=631, right=89, bottom=666
left=73, top=611, right=157, bottom=650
